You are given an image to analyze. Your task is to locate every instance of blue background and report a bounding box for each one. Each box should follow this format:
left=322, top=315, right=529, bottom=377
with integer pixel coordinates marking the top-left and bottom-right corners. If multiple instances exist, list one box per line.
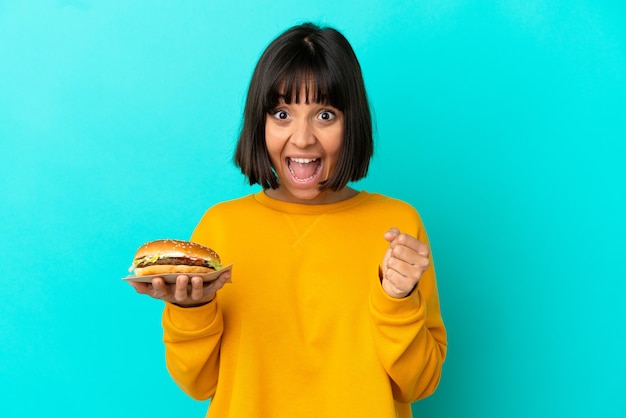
left=1, top=1, right=624, bottom=416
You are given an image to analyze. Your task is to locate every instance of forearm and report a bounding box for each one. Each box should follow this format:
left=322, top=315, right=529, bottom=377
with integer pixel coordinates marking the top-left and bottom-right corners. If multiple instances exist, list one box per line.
left=369, top=275, right=447, bottom=402
left=162, top=301, right=223, bottom=400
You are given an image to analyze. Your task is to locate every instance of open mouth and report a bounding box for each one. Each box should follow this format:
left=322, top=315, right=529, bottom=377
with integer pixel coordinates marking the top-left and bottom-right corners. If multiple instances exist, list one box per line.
left=287, top=157, right=322, bottom=183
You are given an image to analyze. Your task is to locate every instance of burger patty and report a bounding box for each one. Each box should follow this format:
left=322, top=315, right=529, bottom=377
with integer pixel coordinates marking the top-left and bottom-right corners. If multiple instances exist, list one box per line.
left=136, top=257, right=210, bottom=268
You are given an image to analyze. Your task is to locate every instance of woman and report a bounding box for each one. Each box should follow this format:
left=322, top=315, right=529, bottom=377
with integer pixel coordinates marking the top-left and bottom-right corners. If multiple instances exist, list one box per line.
left=130, top=22, right=447, bottom=418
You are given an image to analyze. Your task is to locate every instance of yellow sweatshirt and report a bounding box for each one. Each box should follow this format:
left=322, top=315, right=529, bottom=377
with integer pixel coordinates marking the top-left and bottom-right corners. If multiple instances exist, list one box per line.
left=162, top=191, right=447, bottom=418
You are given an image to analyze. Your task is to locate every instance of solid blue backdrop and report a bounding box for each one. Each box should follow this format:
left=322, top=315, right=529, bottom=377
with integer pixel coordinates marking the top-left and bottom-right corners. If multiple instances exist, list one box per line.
left=1, top=1, right=624, bottom=417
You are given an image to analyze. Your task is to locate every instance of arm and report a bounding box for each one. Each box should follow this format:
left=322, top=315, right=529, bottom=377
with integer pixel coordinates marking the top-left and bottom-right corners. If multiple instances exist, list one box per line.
left=370, top=228, right=448, bottom=402
left=129, top=272, right=231, bottom=400
left=162, top=300, right=224, bottom=400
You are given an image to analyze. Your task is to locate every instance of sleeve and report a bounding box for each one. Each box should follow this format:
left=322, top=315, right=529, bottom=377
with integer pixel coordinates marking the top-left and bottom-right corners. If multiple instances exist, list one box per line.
left=161, top=205, right=228, bottom=400
left=369, top=219, right=448, bottom=403
left=162, top=294, right=223, bottom=400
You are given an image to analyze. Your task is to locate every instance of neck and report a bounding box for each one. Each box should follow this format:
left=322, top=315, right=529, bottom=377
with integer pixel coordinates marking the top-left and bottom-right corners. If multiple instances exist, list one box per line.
left=264, top=186, right=359, bottom=205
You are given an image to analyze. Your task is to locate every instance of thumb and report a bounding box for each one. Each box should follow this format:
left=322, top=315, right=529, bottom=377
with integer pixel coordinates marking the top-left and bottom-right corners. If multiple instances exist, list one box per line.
left=384, top=227, right=401, bottom=243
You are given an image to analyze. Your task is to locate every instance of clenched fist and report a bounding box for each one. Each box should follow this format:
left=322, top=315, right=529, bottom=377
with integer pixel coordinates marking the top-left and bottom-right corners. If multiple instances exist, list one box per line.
left=380, top=227, right=430, bottom=298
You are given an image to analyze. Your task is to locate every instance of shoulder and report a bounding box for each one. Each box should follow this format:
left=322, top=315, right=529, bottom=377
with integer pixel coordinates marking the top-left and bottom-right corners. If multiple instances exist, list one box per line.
left=360, top=192, right=427, bottom=237
left=191, top=194, right=258, bottom=242
left=205, top=194, right=257, bottom=214
left=195, top=194, right=258, bottom=227
left=363, top=192, right=420, bottom=218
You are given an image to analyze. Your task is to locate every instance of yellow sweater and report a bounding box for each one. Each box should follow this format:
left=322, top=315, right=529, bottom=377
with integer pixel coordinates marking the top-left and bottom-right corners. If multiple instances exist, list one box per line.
left=162, top=191, right=447, bottom=418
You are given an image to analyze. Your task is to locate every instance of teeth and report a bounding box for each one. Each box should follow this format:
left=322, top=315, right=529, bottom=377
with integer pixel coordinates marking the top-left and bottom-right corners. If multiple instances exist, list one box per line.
left=290, top=157, right=318, bottom=164
left=287, top=157, right=322, bottom=182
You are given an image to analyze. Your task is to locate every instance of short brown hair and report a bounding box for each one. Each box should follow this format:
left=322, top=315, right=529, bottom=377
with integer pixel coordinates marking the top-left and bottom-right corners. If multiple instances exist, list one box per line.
left=234, top=22, right=373, bottom=191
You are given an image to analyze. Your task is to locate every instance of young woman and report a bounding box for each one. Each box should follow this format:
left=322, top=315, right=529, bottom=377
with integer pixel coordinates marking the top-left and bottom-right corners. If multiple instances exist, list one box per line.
left=130, top=22, right=447, bottom=418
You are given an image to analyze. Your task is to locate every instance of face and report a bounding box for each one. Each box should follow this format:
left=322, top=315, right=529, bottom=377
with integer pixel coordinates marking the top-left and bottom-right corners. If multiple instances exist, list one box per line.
left=264, top=88, right=348, bottom=204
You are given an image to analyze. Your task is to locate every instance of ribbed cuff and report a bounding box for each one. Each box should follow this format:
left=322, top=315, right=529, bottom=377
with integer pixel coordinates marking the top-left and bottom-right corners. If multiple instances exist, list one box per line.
left=370, top=281, right=425, bottom=323
left=163, top=300, right=219, bottom=332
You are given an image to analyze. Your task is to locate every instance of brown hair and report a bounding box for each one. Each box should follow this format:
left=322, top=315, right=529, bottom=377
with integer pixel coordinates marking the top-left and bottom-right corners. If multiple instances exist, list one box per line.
left=234, top=22, right=373, bottom=191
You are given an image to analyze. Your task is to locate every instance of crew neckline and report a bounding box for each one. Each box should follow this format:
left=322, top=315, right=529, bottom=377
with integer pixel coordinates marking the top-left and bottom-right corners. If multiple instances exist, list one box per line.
left=254, top=190, right=372, bottom=215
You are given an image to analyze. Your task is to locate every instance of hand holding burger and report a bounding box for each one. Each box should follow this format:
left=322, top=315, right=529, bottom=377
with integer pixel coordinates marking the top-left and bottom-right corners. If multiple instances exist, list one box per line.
left=128, top=239, right=231, bottom=307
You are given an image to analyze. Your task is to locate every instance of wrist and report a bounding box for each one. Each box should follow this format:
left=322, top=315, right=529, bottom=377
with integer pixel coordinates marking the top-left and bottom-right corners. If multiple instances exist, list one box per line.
left=172, top=294, right=216, bottom=308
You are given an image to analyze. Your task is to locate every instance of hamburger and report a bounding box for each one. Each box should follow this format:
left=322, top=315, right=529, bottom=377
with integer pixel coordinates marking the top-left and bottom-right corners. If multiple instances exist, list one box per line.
left=129, top=239, right=222, bottom=276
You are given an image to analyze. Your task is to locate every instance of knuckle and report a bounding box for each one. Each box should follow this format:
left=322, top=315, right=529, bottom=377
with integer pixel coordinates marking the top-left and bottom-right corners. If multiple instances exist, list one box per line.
left=392, top=247, right=405, bottom=259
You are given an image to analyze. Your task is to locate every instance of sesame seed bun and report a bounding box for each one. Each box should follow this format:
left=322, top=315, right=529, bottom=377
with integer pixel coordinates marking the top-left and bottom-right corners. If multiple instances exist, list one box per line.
left=130, top=239, right=222, bottom=277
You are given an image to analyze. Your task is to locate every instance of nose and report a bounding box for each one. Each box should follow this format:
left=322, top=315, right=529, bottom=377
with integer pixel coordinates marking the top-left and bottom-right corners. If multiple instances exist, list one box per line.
left=289, top=120, right=316, bottom=148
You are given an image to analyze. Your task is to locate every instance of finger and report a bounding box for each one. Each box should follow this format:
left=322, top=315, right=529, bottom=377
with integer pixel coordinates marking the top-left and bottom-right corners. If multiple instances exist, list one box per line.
left=204, top=272, right=232, bottom=296
left=390, top=244, right=430, bottom=268
left=151, top=277, right=169, bottom=299
left=390, top=234, right=430, bottom=258
left=129, top=281, right=150, bottom=294
left=189, top=276, right=204, bottom=301
left=386, top=253, right=430, bottom=279
left=218, top=269, right=232, bottom=283
left=381, top=267, right=418, bottom=298
left=384, top=227, right=401, bottom=243
left=174, top=275, right=190, bottom=302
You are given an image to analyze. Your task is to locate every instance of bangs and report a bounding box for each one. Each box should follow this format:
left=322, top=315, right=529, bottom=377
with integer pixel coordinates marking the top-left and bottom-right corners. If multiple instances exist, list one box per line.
left=263, top=50, right=345, bottom=111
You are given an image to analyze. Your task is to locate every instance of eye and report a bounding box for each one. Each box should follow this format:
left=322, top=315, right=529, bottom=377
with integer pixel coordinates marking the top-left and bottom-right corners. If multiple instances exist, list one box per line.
left=272, top=110, right=289, bottom=120
left=318, top=110, right=336, bottom=121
